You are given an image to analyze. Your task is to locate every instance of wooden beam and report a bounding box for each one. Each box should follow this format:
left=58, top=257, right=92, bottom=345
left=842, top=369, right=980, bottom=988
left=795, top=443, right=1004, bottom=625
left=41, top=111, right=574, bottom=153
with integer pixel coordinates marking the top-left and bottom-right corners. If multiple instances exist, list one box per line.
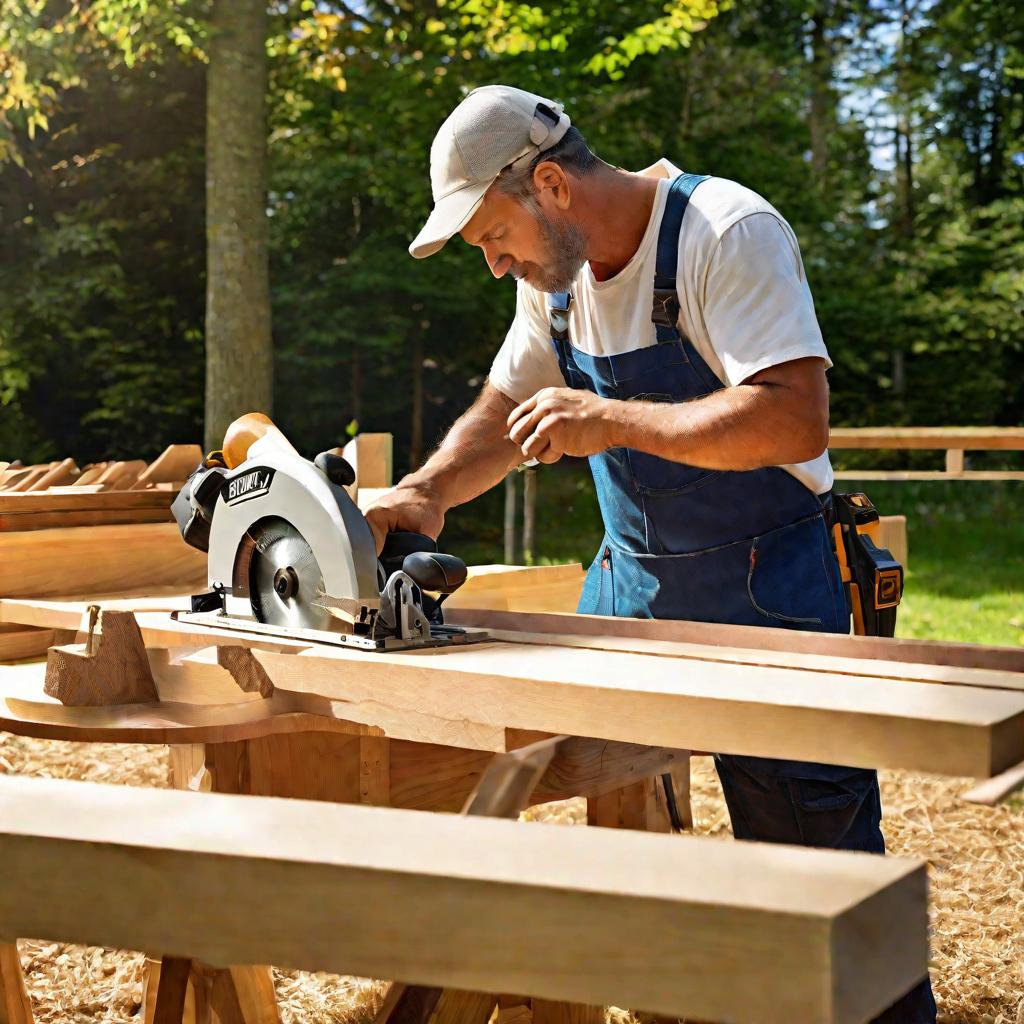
left=446, top=607, right=1024, bottom=674
left=0, top=491, right=173, bottom=513
left=0, top=774, right=929, bottom=1024
left=962, top=759, right=1024, bottom=806
left=250, top=640, right=1024, bottom=778
left=833, top=470, right=1024, bottom=481
left=444, top=564, right=584, bottom=614
left=0, top=523, right=206, bottom=598
left=829, top=426, right=1024, bottom=450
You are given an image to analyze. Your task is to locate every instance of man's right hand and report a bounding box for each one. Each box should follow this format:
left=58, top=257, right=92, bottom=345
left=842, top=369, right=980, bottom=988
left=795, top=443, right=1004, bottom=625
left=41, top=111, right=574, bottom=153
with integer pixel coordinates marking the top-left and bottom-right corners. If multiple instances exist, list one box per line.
left=364, top=482, right=446, bottom=554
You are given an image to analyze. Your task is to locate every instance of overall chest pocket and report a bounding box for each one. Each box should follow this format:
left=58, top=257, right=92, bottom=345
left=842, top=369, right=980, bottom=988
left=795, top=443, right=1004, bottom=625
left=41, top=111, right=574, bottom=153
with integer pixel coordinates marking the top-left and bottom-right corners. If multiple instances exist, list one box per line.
left=616, top=346, right=721, bottom=495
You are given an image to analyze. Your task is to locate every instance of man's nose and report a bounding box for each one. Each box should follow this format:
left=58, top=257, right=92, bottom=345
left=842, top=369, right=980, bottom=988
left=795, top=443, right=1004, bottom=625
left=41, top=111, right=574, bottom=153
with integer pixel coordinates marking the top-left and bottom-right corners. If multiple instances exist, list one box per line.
left=484, top=244, right=512, bottom=279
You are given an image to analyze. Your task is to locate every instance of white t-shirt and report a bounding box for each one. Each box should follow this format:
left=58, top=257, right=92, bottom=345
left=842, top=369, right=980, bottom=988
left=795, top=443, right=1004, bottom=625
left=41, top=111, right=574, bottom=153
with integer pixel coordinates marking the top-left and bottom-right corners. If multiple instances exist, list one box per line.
left=488, top=159, right=834, bottom=494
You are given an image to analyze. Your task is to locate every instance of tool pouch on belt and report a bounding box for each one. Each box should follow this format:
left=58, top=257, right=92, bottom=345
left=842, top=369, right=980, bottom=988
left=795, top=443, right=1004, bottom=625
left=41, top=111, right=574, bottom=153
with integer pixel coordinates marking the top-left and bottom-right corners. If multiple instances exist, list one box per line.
left=830, top=492, right=903, bottom=637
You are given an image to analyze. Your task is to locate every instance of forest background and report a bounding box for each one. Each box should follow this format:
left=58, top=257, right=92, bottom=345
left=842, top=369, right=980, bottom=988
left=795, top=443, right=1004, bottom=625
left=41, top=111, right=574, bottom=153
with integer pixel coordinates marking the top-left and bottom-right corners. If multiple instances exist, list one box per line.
left=1, top=0, right=1022, bottom=642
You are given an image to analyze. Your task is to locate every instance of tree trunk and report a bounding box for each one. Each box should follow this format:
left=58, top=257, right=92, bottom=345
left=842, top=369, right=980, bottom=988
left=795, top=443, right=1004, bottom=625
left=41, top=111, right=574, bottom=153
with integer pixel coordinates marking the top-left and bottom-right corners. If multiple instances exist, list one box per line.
left=409, top=328, right=424, bottom=470
left=350, top=347, right=362, bottom=429
left=204, top=0, right=272, bottom=452
left=808, top=8, right=832, bottom=184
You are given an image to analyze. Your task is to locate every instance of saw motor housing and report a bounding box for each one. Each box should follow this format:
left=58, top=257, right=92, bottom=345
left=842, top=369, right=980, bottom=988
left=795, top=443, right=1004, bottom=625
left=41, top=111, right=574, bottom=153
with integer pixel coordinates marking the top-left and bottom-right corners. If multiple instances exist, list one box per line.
left=172, top=425, right=477, bottom=650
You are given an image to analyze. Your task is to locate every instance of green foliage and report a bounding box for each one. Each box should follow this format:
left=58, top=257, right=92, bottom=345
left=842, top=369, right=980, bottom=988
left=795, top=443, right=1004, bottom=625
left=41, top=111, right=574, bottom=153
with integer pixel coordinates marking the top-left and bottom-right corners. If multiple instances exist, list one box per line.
left=0, top=0, right=1020, bottom=476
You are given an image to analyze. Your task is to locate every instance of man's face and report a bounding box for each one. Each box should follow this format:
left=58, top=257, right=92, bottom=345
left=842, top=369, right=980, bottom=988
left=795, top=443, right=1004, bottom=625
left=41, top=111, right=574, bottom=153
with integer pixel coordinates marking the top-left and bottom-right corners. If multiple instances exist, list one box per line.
left=460, top=188, right=587, bottom=293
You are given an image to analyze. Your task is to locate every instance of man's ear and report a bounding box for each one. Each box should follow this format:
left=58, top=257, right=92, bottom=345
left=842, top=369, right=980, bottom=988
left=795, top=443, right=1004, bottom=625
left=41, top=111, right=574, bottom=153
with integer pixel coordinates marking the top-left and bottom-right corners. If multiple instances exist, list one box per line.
left=532, top=160, right=571, bottom=210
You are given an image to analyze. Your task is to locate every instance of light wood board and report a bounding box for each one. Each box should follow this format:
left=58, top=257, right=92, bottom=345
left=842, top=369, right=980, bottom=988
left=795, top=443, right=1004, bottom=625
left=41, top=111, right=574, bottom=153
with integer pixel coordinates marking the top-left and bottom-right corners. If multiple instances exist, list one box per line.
left=0, top=774, right=928, bottom=1024
left=447, top=608, right=1024, bottom=674
left=0, top=524, right=206, bottom=598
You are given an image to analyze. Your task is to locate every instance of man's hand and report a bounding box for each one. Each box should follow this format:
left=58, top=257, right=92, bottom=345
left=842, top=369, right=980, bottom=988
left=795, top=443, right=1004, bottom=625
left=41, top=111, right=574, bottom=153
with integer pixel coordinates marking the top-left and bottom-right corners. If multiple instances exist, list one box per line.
left=507, top=387, right=623, bottom=463
left=364, top=482, right=446, bottom=554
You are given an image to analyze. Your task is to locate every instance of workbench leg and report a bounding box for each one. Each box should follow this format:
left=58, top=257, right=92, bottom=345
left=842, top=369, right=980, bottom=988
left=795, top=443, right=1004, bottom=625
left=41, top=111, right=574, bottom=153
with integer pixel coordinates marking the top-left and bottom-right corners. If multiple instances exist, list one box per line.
left=0, top=943, right=32, bottom=1024
left=586, top=768, right=691, bottom=833
left=494, top=995, right=603, bottom=1024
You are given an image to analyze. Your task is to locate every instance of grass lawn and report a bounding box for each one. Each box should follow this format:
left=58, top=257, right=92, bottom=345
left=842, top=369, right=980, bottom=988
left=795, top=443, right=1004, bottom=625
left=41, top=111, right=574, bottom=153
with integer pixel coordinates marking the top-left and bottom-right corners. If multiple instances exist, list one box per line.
left=446, top=463, right=1024, bottom=647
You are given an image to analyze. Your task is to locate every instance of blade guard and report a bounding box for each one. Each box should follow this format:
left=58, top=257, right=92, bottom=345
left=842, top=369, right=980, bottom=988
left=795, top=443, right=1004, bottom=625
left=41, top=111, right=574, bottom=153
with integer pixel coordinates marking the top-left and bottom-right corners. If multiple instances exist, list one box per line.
left=206, top=432, right=380, bottom=611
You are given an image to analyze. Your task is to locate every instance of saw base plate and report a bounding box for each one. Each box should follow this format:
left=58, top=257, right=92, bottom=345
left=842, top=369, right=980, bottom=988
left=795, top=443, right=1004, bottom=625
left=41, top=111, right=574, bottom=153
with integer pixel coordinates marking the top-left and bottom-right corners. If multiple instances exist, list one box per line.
left=173, top=610, right=489, bottom=652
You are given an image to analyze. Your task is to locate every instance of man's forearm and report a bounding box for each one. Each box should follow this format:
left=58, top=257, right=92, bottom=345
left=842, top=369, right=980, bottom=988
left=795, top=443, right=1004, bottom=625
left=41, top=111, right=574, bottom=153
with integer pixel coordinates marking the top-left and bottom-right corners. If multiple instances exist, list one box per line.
left=611, top=381, right=829, bottom=471
left=401, top=382, right=522, bottom=510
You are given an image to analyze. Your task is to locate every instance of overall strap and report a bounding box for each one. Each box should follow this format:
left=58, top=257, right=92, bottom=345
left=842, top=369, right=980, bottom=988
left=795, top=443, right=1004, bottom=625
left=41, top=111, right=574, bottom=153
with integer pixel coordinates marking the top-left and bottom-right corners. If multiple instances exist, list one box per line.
left=652, top=173, right=708, bottom=342
left=547, top=290, right=573, bottom=380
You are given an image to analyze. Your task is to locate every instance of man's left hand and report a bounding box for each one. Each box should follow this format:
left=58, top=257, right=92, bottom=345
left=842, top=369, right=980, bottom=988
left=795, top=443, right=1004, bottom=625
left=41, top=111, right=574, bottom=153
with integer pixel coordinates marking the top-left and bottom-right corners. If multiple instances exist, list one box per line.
left=507, top=387, right=623, bottom=463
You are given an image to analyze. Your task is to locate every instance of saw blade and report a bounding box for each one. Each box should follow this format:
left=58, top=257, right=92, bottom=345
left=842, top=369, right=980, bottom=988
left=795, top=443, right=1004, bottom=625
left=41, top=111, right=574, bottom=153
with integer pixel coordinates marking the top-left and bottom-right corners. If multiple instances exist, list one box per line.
left=246, top=517, right=334, bottom=632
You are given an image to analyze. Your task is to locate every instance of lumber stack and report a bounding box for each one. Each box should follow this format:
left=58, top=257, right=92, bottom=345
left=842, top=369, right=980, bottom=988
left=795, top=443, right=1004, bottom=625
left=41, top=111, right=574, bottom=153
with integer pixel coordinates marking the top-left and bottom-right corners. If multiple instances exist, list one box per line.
left=0, top=443, right=202, bottom=532
left=0, top=444, right=207, bottom=602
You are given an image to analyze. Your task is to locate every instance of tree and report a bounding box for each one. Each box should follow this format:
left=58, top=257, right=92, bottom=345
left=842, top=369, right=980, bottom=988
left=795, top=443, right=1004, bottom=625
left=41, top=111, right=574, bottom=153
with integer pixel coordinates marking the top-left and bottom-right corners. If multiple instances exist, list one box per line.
left=204, top=0, right=273, bottom=450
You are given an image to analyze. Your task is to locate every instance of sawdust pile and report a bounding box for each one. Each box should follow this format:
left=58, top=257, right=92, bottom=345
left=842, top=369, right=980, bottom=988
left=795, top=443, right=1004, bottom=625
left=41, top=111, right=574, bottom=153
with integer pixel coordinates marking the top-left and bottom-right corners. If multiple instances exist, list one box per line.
left=0, top=733, right=1021, bottom=1024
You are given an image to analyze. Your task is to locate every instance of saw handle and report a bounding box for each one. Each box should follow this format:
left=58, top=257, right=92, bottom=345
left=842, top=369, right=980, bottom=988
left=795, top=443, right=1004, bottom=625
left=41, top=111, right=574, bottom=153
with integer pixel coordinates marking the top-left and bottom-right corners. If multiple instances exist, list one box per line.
left=402, top=552, right=467, bottom=595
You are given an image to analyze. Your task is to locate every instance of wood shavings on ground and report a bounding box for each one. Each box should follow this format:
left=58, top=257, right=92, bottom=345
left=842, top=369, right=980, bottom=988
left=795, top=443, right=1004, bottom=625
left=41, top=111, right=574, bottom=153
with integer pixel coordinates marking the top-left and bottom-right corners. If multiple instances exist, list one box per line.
left=0, top=733, right=1021, bottom=1023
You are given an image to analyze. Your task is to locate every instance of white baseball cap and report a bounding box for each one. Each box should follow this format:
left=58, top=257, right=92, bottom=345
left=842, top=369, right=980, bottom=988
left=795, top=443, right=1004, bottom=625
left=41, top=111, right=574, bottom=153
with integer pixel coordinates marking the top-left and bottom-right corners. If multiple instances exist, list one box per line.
left=409, top=85, right=571, bottom=259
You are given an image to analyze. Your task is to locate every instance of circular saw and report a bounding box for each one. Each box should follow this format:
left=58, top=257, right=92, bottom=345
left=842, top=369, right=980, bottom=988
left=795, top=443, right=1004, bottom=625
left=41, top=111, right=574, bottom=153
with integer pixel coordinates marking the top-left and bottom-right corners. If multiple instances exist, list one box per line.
left=171, top=414, right=484, bottom=651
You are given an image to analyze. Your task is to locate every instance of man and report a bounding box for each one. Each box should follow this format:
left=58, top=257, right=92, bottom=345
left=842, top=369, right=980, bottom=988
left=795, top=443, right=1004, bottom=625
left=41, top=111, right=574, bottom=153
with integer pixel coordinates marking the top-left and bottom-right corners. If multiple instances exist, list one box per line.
left=367, top=85, right=935, bottom=1022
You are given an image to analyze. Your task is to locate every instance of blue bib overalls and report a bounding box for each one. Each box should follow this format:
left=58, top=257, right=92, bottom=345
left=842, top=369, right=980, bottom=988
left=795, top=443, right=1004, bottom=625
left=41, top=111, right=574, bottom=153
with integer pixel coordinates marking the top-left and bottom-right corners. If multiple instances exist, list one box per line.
left=547, top=174, right=936, bottom=1023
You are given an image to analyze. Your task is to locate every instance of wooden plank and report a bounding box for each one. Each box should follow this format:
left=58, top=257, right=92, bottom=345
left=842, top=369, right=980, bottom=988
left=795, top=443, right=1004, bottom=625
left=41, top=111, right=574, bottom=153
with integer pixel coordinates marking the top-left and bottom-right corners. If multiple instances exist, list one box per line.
left=7, top=465, right=55, bottom=492
left=833, top=470, right=1024, bottom=481
left=0, top=774, right=929, bottom=1024
left=0, top=490, right=173, bottom=513
left=0, top=507, right=173, bottom=531
left=446, top=607, right=1024, bottom=674
left=829, top=426, right=1024, bottom=450
left=0, top=625, right=70, bottom=662
left=0, top=523, right=206, bottom=598
left=247, top=639, right=1024, bottom=778
left=132, top=445, right=202, bottom=490
left=0, top=661, right=511, bottom=751
left=962, top=760, right=1024, bottom=806
left=445, top=564, right=584, bottom=614
left=474, top=627, right=1024, bottom=692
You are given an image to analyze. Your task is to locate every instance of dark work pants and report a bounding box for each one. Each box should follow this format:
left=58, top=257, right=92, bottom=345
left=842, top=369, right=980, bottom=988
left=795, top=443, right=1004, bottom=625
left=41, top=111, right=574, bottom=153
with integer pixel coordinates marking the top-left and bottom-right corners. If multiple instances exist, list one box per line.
left=715, top=754, right=937, bottom=1023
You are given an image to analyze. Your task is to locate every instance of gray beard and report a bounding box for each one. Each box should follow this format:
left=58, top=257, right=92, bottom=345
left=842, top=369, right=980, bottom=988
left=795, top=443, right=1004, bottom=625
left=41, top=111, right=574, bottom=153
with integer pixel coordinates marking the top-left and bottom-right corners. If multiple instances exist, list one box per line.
left=511, top=212, right=587, bottom=293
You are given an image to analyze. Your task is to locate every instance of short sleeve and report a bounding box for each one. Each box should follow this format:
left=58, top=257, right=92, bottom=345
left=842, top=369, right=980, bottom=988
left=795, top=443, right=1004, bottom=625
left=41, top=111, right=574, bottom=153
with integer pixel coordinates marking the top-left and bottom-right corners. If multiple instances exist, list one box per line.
left=701, top=213, right=831, bottom=386
left=488, top=281, right=564, bottom=403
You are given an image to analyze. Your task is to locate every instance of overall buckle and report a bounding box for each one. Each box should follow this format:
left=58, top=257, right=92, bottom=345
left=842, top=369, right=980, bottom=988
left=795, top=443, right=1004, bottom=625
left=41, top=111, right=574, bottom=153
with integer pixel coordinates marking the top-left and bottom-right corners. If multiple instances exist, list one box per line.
left=651, top=285, right=680, bottom=331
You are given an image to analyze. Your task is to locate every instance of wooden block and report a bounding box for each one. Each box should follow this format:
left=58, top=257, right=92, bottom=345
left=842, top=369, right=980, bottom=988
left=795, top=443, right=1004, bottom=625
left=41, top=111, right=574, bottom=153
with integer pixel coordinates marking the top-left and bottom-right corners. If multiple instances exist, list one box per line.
left=0, top=775, right=930, bottom=1024
left=0, top=523, right=206, bottom=598
left=28, top=457, right=78, bottom=491
left=45, top=610, right=159, bottom=706
left=343, top=433, right=393, bottom=490
left=95, top=459, right=147, bottom=489
left=878, top=514, right=908, bottom=569
left=72, top=464, right=109, bottom=487
left=132, top=445, right=203, bottom=490
left=7, top=465, right=55, bottom=492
